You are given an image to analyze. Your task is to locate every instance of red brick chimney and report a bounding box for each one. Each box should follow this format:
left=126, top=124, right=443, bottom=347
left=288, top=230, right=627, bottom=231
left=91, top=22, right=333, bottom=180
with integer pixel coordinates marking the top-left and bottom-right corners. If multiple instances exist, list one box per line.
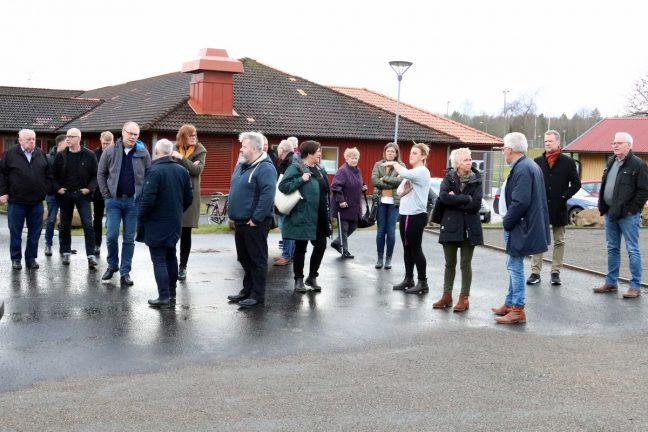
left=182, top=48, right=244, bottom=116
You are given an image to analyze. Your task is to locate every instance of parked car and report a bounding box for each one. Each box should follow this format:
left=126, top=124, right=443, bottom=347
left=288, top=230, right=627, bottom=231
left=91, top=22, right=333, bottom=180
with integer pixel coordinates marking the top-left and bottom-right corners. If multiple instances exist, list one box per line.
left=494, top=183, right=598, bottom=225
left=429, top=178, right=491, bottom=223
left=581, top=180, right=602, bottom=197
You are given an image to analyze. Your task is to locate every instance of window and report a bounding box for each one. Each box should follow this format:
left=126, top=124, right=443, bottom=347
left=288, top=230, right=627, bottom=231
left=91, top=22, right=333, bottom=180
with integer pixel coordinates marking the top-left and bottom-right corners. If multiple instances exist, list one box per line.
left=3, top=137, right=19, bottom=151
left=320, top=146, right=339, bottom=173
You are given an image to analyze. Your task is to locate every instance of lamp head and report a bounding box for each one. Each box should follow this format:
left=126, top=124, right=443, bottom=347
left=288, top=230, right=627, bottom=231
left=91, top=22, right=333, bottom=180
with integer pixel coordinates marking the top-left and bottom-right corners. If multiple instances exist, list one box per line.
left=389, top=60, right=413, bottom=78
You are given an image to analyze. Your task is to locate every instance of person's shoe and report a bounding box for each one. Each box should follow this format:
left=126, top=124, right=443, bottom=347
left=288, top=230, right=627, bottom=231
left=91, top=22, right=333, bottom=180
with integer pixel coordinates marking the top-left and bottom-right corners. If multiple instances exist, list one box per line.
left=305, top=276, right=322, bottom=291
left=26, top=260, right=39, bottom=269
left=526, top=273, right=541, bottom=285
left=551, top=272, right=562, bottom=285
left=274, top=257, right=291, bottom=266
left=375, top=257, right=384, bottom=269
left=393, top=276, right=415, bottom=290
left=623, top=288, right=641, bottom=299
left=384, top=256, right=392, bottom=270
left=432, top=292, right=453, bottom=309
left=102, top=268, right=118, bottom=283
left=94, top=246, right=101, bottom=256
left=295, top=278, right=307, bottom=292
left=238, top=298, right=264, bottom=309
left=227, top=293, right=248, bottom=303
left=405, top=279, right=429, bottom=294
left=330, top=242, right=341, bottom=254
left=593, top=283, right=618, bottom=293
left=62, top=254, right=71, bottom=265
left=87, top=256, right=98, bottom=270
left=45, top=245, right=52, bottom=257
left=120, top=275, right=134, bottom=286
left=491, top=304, right=512, bottom=316
left=148, top=297, right=171, bottom=308
left=453, top=295, right=470, bottom=313
left=177, top=267, right=187, bottom=281
left=11, top=260, right=22, bottom=270
left=495, top=306, right=526, bottom=324
left=342, top=251, right=354, bottom=259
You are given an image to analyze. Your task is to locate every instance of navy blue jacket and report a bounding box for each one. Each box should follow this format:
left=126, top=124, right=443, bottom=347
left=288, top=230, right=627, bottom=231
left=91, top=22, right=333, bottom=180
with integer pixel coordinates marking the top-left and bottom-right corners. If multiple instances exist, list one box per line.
left=504, top=156, right=551, bottom=257
left=228, top=153, right=276, bottom=225
left=137, top=156, right=193, bottom=247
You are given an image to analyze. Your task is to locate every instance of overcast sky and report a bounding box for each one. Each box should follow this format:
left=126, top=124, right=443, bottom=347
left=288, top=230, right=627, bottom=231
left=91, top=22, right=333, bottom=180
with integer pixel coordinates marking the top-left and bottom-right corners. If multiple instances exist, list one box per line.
left=3, top=0, right=646, bottom=120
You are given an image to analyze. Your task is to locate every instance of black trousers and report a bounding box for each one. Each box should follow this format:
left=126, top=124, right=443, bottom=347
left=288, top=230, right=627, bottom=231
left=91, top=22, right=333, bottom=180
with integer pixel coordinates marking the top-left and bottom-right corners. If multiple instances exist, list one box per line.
left=293, top=236, right=327, bottom=279
left=93, top=195, right=105, bottom=247
left=399, top=213, right=427, bottom=280
left=234, top=220, right=270, bottom=301
left=58, top=192, right=95, bottom=256
left=179, top=227, right=192, bottom=268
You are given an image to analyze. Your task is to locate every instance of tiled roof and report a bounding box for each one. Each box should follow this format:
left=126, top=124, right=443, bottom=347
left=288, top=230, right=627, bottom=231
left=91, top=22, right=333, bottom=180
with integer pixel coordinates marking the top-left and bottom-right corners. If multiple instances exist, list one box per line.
left=331, top=86, right=502, bottom=146
left=564, top=117, right=648, bottom=153
left=0, top=86, right=83, bottom=98
left=0, top=94, right=102, bottom=133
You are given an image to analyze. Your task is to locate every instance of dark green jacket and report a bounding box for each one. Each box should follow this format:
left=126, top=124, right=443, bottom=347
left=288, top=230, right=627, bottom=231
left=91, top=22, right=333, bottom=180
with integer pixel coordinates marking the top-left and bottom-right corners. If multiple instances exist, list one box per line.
left=371, top=160, right=404, bottom=206
left=279, top=163, right=327, bottom=241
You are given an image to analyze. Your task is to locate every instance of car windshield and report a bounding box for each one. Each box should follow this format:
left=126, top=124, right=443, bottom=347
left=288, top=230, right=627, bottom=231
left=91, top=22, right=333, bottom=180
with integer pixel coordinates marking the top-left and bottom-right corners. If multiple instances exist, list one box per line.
left=573, top=188, right=593, bottom=198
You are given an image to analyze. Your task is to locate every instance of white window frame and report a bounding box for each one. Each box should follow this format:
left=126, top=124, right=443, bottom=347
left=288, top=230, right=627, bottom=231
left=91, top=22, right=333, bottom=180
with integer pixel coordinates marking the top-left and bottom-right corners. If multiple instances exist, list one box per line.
left=320, top=146, right=339, bottom=174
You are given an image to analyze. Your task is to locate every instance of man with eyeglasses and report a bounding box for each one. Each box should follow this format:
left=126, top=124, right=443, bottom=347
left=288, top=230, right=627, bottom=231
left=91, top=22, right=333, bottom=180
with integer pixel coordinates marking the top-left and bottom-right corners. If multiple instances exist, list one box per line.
left=97, top=121, right=151, bottom=286
left=53, top=128, right=99, bottom=269
left=0, top=129, right=52, bottom=270
left=593, top=132, right=648, bottom=298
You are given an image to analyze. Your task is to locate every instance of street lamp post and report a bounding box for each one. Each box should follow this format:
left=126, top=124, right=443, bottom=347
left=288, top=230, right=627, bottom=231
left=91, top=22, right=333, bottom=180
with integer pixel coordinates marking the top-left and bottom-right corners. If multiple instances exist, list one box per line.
left=502, top=90, right=510, bottom=116
left=389, top=60, right=413, bottom=144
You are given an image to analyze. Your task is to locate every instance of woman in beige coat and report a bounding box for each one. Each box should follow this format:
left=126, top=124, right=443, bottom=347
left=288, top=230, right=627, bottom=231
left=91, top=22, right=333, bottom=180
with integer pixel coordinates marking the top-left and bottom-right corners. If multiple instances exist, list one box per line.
left=172, top=124, right=207, bottom=280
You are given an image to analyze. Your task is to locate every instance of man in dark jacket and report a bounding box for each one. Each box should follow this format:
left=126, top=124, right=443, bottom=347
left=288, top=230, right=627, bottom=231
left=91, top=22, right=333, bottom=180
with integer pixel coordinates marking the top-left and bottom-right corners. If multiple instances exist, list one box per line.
left=273, top=139, right=295, bottom=266
left=44, top=134, right=68, bottom=257
left=92, top=131, right=114, bottom=256
left=53, top=128, right=99, bottom=269
left=527, top=130, right=580, bottom=286
left=492, top=132, right=550, bottom=324
left=226, top=131, right=277, bottom=309
left=593, top=132, right=648, bottom=299
left=137, top=139, right=193, bottom=307
left=0, top=129, right=52, bottom=270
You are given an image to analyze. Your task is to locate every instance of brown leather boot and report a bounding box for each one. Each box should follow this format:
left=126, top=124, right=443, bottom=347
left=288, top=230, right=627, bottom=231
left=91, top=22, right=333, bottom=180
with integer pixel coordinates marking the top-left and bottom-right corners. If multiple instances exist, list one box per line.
left=494, top=306, right=526, bottom=324
left=432, top=292, right=453, bottom=309
left=491, top=304, right=512, bottom=316
left=453, top=295, right=469, bottom=312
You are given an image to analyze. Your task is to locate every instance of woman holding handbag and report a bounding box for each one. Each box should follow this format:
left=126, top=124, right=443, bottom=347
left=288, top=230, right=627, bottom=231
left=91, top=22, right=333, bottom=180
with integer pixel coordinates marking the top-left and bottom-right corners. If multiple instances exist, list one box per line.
left=433, top=148, right=483, bottom=312
left=279, top=141, right=331, bottom=292
left=371, top=142, right=404, bottom=269
left=330, top=147, right=366, bottom=259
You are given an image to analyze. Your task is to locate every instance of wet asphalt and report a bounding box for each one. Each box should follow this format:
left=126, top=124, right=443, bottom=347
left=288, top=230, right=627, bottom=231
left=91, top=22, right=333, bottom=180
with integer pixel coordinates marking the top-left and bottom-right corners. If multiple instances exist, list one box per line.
left=1, top=223, right=648, bottom=430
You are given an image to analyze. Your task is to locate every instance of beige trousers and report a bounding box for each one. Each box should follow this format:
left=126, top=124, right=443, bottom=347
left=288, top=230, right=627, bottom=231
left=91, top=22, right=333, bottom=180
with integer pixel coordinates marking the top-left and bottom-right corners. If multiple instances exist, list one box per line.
left=531, top=225, right=566, bottom=274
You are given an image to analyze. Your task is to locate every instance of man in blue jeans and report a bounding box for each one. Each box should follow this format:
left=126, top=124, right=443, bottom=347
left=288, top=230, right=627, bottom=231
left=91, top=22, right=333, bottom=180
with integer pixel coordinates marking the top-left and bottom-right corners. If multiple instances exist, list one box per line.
left=0, top=129, right=52, bottom=270
left=593, top=132, right=648, bottom=298
left=44, top=134, right=68, bottom=257
left=492, top=132, right=550, bottom=324
left=97, top=121, right=151, bottom=286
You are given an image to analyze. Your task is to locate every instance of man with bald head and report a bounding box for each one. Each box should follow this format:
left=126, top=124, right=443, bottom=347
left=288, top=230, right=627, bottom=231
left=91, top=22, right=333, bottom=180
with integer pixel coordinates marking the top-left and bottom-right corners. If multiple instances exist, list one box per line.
left=0, top=129, right=52, bottom=270
left=97, top=121, right=151, bottom=285
left=53, top=128, right=99, bottom=269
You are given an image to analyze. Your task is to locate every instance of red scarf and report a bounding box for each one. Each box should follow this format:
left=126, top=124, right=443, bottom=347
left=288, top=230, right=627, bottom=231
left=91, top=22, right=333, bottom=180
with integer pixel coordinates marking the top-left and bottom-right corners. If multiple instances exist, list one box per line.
left=546, top=148, right=560, bottom=168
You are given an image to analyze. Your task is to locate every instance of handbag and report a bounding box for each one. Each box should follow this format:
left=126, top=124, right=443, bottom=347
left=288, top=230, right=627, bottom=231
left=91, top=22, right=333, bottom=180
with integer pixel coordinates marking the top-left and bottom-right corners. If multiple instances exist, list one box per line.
left=275, top=174, right=302, bottom=215
left=358, top=191, right=377, bottom=228
left=431, top=199, right=444, bottom=224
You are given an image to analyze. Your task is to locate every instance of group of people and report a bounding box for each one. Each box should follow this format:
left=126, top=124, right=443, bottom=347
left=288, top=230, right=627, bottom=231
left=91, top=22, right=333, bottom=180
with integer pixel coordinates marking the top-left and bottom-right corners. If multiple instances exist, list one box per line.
left=0, top=122, right=207, bottom=307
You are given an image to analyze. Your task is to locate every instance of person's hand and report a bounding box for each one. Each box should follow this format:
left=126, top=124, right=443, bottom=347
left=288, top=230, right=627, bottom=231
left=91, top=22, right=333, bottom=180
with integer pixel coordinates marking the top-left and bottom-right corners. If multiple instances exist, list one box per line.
left=0, top=194, right=8, bottom=204
left=340, top=202, right=348, bottom=208
left=448, top=191, right=455, bottom=195
left=247, top=219, right=257, bottom=226
left=301, top=172, right=311, bottom=182
left=171, top=151, right=183, bottom=160
left=362, top=185, right=368, bottom=192
left=80, top=188, right=90, bottom=195
left=193, top=160, right=201, bottom=165
left=381, top=161, right=394, bottom=168
left=58, top=188, right=66, bottom=195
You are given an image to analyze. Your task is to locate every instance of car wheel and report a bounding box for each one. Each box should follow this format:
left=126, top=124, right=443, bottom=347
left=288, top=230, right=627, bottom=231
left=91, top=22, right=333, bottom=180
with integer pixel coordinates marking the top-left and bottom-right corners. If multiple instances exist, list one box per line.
left=482, top=212, right=491, bottom=224
left=568, top=206, right=583, bottom=225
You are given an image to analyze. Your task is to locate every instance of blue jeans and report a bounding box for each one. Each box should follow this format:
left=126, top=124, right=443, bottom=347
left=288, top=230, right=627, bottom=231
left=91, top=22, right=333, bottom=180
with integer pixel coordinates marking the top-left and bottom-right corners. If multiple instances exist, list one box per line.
left=503, top=230, right=525, bottom=306
left=605, top=213, right=642, bottom=289
left=278, top=215, right=295, bottom=259
left=8, top=202, right=44, bottom=261
left=375, top=202, right=399, bottom=258
left=149, top=245, right=178, bottom=299
left=44, top=194, right=58, bottom=248
left=105, top=197, right=137, bottom=276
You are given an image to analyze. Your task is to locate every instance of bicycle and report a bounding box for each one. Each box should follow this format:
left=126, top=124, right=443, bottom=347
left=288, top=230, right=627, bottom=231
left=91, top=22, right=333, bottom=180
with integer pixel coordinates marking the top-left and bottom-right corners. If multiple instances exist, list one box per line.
left=204, top=192, right=229, bottom=224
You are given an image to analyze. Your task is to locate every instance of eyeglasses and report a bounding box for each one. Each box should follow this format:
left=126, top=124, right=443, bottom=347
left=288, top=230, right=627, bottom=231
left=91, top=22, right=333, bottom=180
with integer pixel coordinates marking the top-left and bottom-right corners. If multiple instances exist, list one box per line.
left=611, top=142, right=628, bottom=146
left=123, top=130, right=139, bottom=137
left=189, top=134, right=197, bottom=138
left=66, top=135, right=80, bottom=139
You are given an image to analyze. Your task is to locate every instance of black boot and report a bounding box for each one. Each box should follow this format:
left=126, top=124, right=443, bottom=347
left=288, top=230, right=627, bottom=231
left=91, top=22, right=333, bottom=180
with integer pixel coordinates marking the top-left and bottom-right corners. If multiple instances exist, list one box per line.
left=405, top=279, right=429, bottom=294
left=295, top=278, right=307, bottom=292
left=393, top=276, right=415, bottom=290
left=305, top=276, right=322, bottom=291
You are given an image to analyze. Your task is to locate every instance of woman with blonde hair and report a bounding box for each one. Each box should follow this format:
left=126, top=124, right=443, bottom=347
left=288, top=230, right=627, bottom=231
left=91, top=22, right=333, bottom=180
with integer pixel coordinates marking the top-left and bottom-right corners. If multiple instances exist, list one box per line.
left=371, top=142, right=404, bottom=269
left=330, top=147, right=366, bottom=259
left=172, top=124, right=207, bottom=280
left=382, top=143, right=431, bottom=294
left=433, top=148, right=483, bottom=312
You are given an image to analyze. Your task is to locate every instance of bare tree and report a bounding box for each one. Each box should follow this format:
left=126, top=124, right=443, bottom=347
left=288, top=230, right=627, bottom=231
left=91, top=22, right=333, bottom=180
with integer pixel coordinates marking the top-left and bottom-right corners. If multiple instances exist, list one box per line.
left=626, top=74, right=648, bottom=116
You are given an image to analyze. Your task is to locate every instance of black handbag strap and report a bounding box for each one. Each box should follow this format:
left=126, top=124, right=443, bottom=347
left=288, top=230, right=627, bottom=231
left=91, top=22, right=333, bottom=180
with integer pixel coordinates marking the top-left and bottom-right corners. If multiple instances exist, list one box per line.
left=363, top=190, right=369, bottom=207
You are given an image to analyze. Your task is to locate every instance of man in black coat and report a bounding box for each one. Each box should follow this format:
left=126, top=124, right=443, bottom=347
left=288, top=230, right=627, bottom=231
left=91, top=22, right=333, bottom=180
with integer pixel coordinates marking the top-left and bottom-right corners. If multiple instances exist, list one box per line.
left=0, top=129, right=52, bottom=270
left=137, top=139, right=193, bottom=308
left=527, top=130, right=580, bottom=286
left=92, top=131, right=114, bottom=256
